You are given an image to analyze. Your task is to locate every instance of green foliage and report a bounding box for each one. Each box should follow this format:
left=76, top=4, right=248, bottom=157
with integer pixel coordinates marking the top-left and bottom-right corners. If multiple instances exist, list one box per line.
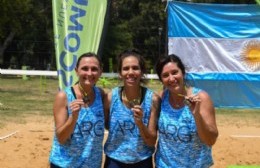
left=104, top=24, right=133, bottom=57
left=102, top=0, right=166, bottom=72
left=98, top=77, right=113, bottom=88
left=0, top=0, right=32, bottom=39
left=0, top=0, right=53, bottom=69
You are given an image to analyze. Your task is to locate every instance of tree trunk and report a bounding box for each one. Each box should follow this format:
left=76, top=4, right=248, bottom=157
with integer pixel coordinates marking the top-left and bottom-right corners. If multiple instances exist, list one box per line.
left=0, top=31, right=15, bottom=65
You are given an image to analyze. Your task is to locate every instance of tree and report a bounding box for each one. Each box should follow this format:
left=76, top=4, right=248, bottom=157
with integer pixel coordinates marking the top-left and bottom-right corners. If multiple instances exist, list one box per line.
left=102, top=0, right=166, bottom=72
left=0, top=0, right=53, bottom=69
left=0, top=0, right=32, bottom=67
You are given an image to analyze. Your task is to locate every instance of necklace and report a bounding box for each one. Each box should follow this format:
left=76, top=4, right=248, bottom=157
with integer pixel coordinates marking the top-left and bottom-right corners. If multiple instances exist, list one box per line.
left=122, top=88, right=142, bottom=108
left=173, top=99, right=184, bottom=108
left=170, top=93, right=185, bottom=108
left=178, top=93, right=191, bottom=106
left=78, top=83, right=90, bottom=104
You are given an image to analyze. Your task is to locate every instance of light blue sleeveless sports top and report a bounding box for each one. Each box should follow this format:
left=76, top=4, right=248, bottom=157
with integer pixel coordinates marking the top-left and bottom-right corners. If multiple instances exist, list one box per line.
left=49, top=86, right=104, bottom=168
left=155, top=88, right=213, bottom=168
left=104, top=86, right=155, bottom=164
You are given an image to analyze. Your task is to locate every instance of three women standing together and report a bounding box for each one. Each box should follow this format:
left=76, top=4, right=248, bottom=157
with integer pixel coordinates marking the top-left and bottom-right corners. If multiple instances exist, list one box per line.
left=49, top=51, right=218, bottom=168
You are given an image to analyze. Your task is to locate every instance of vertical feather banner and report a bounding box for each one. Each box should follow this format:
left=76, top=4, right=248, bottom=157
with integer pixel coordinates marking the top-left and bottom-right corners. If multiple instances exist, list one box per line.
left=52, top=0, right=107, bottom=89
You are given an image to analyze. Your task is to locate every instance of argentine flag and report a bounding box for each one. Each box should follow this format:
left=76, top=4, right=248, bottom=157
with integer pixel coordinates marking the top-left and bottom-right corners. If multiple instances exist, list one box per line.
left=168, top=1, right=260, bottom=108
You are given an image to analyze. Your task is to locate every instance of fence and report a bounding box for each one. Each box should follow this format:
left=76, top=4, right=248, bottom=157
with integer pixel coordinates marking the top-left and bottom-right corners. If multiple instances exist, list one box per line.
left=0, top=69, right=159, bottom=79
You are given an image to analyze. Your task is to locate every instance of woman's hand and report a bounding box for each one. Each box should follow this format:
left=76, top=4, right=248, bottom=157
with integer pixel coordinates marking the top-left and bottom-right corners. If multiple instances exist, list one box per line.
left=131, top=105, right=143, bottom=124
left=184, top=94, right=201, bottom=115
left=186, top=91, right=218, bottom=146
left=69, top=99, right=84, bottom=117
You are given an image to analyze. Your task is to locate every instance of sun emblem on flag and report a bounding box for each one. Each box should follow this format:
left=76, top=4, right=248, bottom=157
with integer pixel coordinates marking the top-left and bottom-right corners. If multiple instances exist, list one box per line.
left=240, top=40, right=260, bottom=71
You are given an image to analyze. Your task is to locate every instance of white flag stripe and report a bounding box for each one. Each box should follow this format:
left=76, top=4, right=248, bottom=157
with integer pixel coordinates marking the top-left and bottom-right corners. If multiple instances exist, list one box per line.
left=169, top=38, right=260, bottom=72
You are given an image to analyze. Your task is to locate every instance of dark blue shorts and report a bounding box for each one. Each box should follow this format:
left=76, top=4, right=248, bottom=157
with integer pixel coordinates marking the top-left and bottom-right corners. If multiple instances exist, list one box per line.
left=104, top=155, right=153, bottom=168
left=50, top=162, right=62, bottom=168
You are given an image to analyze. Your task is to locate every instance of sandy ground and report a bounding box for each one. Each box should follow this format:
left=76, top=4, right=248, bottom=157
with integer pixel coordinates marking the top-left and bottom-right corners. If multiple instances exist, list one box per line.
left=0, top=115, right=260, bottom=168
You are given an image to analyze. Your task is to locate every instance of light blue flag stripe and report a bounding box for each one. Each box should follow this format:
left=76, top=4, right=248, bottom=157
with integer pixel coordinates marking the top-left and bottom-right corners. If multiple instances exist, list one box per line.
left=186, top=73, right=260, bottom=108
left=168, top=2, right=260, bottom=38
left=186, top=72, right=260, bottom=81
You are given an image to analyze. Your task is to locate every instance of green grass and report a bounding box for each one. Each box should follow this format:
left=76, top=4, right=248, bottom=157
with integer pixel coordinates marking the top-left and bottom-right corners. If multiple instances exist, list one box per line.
left=0, top=76, right=259, bottom=128
left=216, top=108, right=260, bottom=127
left=227, top=166, right=260, bottom=168
left=0, top=76, right=58, bottom=127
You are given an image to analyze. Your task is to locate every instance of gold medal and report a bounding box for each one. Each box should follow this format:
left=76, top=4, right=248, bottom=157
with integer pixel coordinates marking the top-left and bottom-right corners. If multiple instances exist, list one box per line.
left=78, top=83, right=90, bottom=104
left=123, top=88, right=141, bottom=108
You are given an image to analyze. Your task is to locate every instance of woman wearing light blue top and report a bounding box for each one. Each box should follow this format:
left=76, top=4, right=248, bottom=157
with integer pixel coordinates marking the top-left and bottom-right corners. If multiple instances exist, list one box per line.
left=49, top=53, right=105, bottom=168
left=103, top=49, right=161, bottom=168
left=155, top=54, right=218, bottom=168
